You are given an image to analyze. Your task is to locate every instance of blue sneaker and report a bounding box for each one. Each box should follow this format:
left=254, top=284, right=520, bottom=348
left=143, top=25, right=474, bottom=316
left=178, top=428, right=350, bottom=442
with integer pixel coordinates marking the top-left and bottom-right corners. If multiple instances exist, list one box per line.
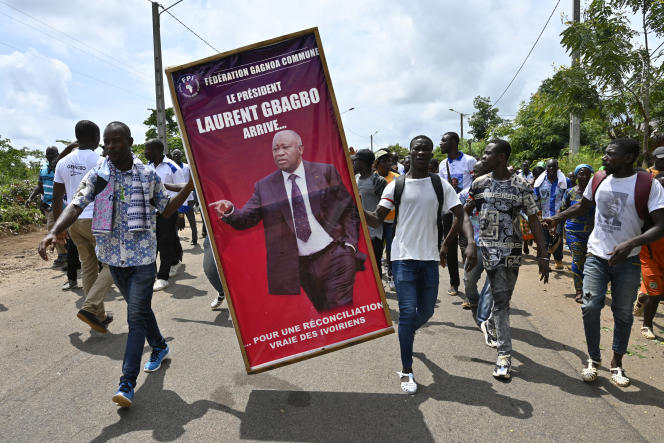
left=112, top=383, right=134, bottom=407
left=144, top=344, right=170, bottom=372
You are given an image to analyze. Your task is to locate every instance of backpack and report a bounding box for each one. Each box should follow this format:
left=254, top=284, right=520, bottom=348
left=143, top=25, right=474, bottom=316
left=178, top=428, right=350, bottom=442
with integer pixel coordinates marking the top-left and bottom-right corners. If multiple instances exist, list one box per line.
left=393, top=173, right=445, bottom=247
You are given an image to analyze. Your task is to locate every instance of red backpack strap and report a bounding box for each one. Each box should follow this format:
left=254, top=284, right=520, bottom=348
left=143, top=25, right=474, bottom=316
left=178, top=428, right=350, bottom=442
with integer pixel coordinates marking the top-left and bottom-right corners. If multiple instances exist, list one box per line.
left=634, top=170, right=653, bottom=220
left=590, top=170, right=607, bottom=201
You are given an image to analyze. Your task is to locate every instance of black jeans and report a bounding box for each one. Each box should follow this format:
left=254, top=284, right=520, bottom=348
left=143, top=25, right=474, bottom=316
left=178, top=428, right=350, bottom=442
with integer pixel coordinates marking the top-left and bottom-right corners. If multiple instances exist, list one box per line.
left=442, top=213, right=460, bottom=288
left=156, top=212, right=182, bottom=280
left=66, top=239, right=80, bottom=281
left=184, top=203, right=198, bottom=242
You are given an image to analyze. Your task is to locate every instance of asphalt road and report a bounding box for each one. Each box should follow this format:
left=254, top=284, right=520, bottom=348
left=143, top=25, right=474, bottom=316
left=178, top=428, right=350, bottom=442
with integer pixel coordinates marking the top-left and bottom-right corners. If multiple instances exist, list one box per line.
left=1, top=224, right=663, bottom=442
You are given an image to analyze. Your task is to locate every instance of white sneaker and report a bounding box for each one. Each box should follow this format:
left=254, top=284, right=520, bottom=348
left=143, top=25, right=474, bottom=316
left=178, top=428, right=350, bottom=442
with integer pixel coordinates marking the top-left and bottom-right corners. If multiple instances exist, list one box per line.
left=211, top=293, right=225, bottom=310
left=397, top=371, right=417, bottom=394
left=153, top=279, right=169, bottom=291
left=169, top=263, right=182, bottom=278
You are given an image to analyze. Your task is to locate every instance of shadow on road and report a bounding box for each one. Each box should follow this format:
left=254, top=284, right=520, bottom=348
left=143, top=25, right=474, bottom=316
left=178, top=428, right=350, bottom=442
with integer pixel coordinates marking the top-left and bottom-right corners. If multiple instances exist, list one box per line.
left=0, top=303, right=7, bottom=312
left=165, top=277, right=208, bottom=300
left=68, top=333, right=174, bottom=361
left=172, top=310, right=233, bottom=328
left=91, top=361, right=225, bottom=442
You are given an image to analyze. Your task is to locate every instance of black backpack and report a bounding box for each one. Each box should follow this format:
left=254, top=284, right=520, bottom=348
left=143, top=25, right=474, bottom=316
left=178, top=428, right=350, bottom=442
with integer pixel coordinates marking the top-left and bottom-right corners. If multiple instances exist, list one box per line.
left=393, top=173, right=445, bottom=247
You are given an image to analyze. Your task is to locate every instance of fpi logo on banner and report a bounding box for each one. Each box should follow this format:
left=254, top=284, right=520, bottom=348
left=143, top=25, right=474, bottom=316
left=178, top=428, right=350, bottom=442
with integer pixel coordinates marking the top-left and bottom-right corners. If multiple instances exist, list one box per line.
left=166, top=28, right=393, bottom=374
left=177, top=74, right=200, bottom=98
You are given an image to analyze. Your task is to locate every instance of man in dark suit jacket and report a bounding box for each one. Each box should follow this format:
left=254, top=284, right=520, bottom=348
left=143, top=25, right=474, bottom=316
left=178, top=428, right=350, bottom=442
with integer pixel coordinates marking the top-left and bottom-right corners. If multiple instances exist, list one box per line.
left=209, top=129, right=363, bottom=312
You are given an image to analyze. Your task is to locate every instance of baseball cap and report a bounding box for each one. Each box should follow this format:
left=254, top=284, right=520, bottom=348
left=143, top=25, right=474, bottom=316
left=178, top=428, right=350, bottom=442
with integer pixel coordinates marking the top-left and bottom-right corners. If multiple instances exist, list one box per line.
left=653, top=146, right=664, bottom=159
left=374, top=149, right=390, bottom=161
left=352, top=149, right=375, bottom=164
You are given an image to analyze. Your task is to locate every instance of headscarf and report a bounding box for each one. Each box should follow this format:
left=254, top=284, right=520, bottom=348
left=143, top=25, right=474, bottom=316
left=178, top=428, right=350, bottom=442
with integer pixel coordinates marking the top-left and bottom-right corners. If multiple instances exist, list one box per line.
left=574, top=164, right=594, bottom=177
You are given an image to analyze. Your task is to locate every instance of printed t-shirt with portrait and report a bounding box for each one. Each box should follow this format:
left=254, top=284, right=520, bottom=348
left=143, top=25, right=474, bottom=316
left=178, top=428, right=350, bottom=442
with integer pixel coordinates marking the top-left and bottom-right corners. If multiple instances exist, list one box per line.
left=439, top=152, right=477, bottom=194
left=54, top=149, right=100, bottom=219
left=469, top=173, right=538, bottom=269
left=379, top=176, right=460, bottom=261
left=582, top=173, right=664, bottom=260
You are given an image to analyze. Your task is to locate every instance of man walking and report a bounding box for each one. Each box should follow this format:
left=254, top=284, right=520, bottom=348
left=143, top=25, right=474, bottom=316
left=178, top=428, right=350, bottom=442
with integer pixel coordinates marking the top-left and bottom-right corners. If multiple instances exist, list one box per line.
left=374, top=149, right=400, bottom=286
left=27, top=146, right=67, bottom=266
left=533, top=159, right=568, bottom=270
left=366, top=135, right=476, bottom=394
left=466, top=139, right=550, bottom=379
left=545, top=138, right=664, bottom=387
left=53, top=120, right=114, bottom=333
left=438, top=131, right=476, bottom=295
left=171, top=149, right=198, bottom=245
left=39, top=121, right=194, bottom=407
left=352, top=149, right=386, bottom=277
left=145, top=139, right=186, bottom=291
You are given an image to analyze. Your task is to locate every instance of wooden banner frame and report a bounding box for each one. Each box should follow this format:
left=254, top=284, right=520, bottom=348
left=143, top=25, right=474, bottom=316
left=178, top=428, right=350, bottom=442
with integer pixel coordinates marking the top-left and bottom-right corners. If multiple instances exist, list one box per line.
left=165, top=27, right=393, bottom=373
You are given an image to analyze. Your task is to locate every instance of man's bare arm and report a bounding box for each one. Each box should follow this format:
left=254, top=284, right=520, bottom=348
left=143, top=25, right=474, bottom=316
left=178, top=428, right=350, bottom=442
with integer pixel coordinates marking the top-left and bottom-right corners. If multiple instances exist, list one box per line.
left=364, top=206, right=391, bottom=228
left=52, top=182, right=66, bottom=221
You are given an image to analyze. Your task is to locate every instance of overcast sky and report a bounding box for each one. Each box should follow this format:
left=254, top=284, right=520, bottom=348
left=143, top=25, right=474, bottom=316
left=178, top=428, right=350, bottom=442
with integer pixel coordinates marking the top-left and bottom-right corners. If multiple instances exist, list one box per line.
left=0, top=0, right=578, bottom=153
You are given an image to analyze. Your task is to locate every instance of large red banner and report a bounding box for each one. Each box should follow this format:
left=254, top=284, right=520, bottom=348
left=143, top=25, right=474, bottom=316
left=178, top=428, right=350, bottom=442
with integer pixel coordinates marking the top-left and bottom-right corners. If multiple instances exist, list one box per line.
left=166, top=29, right=393, bottom=373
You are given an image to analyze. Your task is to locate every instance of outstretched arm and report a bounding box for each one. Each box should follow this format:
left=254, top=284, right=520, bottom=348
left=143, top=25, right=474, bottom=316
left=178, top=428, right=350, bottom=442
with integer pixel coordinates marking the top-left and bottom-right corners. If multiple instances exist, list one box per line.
left=528, top=213, right=550, bottom=283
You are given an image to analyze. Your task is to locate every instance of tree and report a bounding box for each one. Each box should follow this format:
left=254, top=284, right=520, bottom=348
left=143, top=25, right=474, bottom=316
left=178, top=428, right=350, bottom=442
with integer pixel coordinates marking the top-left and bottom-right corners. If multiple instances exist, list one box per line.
left=384, top=143, right=409, bottom=160
left=560, top=0, right=664, bottom=161
left=468, top=96, right=503, bottom=141
left=0, top=136, right=42, bottom=184
left=496, top=67, right=611, bottom=161
left=143, top=107, right=184, bottom=153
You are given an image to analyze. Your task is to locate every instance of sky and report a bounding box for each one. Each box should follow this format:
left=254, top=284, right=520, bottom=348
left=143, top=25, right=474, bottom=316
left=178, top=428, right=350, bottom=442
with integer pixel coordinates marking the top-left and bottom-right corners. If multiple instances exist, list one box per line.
left=0, top=0, right=579, bottom=153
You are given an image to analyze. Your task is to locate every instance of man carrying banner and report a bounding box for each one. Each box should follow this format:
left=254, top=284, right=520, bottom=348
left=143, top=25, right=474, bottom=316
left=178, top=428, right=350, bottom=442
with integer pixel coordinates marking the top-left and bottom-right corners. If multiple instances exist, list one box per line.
left=38, top=121, right=195, bottom=407
left=209, top=129, right=363, bottom=312
left=365, top=135, right=476, bottom=394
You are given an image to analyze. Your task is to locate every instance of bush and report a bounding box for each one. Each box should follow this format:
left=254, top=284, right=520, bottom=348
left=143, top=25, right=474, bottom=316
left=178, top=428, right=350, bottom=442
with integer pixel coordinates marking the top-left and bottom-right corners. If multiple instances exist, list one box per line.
left=0, top=179, right=45, bottom=234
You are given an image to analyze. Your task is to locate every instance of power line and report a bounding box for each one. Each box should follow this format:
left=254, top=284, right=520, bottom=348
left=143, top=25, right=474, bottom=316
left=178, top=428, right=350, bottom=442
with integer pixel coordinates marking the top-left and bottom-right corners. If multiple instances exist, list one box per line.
left=492, top=0, right=561, bottom=107
left=0, top=40, right=152, bottom=101
left=160, top=7, right=220, bottom=53
left=0, top=1, right=150, bottom=81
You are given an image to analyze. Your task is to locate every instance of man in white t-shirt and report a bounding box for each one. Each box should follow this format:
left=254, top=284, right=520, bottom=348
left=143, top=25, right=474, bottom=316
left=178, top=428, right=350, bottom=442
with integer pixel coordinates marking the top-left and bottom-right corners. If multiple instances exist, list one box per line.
left=545, top=138, right=664, bottom=387
left=365, top=135, right=476, bottom=395
left=171, top=149, right=198, bottom=245
left=53, top=120, right=114, bottom=333
left=438, top=131, right=477, bottom=296
left=145, top=139, right=187, bottom=291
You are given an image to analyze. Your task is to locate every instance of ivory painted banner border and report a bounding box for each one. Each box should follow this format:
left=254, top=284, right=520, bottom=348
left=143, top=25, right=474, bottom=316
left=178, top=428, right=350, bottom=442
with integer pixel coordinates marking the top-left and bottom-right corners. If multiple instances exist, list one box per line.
left=166, top=28, right=393, bottom=373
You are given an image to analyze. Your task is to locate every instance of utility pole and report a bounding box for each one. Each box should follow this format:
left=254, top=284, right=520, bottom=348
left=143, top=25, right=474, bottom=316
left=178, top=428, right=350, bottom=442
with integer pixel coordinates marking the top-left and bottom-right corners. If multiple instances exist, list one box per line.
left=151, top=1, right=167, bottom=148
left=449, top=108, right=468, bottom=155
left=569, top=0, right=581, bottom=156
left=370, top=130, right=378, bottom=150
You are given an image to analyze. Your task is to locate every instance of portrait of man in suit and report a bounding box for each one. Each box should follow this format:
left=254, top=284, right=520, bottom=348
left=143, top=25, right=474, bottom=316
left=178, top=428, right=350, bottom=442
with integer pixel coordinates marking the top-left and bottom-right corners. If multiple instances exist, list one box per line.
left=209, top=129, right=364, bottom=312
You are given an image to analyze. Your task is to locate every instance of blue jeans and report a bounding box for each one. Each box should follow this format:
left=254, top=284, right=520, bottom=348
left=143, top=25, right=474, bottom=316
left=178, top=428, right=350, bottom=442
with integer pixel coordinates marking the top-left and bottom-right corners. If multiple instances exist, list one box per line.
left=109, top=263, right=166, bottom=386
left=203, top=237, right=224, bottom=295
left=581, top=254, right=641, bottom=361
left=463, top=259, right=493, bottom=326
left=393, top=260, right=439, bottom=369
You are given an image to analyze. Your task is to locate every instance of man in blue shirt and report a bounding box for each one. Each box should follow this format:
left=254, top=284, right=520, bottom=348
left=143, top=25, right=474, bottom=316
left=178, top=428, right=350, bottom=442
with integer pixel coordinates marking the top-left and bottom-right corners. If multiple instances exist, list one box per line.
left=38, top=122, right=194, bottom=408
left=27, top=146, right=67, bottom=264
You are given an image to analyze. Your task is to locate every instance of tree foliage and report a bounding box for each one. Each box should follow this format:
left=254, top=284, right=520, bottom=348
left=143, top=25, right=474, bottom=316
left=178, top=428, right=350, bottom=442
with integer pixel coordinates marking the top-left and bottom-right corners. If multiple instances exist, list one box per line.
left=143, top=107, right=184, bottom=153
left=468, top=96, right=503, bottom=141
left=560, top=0, right=664, bottom=158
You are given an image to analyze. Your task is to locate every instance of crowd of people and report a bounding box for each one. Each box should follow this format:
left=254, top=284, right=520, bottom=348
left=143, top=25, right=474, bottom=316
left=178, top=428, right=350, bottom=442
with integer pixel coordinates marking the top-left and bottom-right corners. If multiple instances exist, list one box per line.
left=30, top=120, right=664, bottom=405
left=358, top=134, right=664, bottom=394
